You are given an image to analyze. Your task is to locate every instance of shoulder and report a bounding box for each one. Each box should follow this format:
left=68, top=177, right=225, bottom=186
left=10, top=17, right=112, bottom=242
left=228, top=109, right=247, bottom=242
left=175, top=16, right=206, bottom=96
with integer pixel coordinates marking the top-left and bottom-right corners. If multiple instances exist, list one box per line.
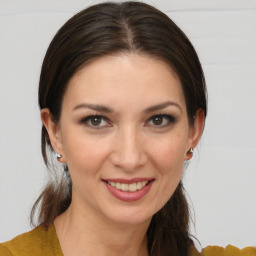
left=0, top=225, right=63, bottom=256
left=201, top=245, right=256, bottom=256
left=189, top=245, right=256, bottom=256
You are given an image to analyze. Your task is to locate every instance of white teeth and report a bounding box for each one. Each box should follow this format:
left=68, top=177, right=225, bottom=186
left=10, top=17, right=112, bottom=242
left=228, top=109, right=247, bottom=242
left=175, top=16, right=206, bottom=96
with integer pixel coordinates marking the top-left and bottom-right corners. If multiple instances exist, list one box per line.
left=107, top=181, right=149, bottom=192
left=116, top=182, right=121, bottom=189
left=137, top=182, right=142, bottom=190
left=128, top=183, right=137, bottom=192
left=121, top=183, right=128, bottom=191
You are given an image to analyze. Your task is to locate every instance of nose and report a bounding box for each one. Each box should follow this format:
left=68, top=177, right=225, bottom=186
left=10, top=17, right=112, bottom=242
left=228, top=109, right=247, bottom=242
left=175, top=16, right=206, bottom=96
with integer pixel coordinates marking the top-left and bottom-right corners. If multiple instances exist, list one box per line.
left=109, top=126, right=147, bottom=172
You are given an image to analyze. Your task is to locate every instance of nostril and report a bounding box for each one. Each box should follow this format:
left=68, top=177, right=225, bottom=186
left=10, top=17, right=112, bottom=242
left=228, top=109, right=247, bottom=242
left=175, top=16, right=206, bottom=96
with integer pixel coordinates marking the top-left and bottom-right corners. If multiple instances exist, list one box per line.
left=109, top=151, right=147, bottom=171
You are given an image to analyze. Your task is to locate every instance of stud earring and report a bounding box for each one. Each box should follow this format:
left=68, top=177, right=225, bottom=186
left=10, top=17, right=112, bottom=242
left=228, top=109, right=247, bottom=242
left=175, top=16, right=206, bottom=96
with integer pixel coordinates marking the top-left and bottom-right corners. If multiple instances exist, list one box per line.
left=56, top=153, right=62, bottom=160
left=186, top=147, right=193, bottom=155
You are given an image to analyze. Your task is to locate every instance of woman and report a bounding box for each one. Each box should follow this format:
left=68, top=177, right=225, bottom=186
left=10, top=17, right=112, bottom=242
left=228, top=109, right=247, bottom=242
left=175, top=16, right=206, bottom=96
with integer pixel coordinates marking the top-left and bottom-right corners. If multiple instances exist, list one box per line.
left=0, top=2, right=254, bottom=256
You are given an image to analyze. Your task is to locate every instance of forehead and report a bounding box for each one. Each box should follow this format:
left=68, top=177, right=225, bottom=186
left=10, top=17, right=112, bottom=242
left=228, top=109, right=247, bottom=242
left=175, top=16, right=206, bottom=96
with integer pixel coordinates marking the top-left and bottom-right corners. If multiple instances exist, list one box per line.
left=63, top=53, right=186, bottom=111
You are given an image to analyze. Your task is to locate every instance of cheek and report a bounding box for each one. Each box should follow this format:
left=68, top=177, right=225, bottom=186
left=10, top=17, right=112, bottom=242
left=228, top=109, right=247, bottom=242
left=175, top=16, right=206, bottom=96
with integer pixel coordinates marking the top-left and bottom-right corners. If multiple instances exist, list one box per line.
left=149, top=134, right=187, bottom=175
left=145, top=139, right=185, bottom=215
left=62, top=132, right=111, bottom=176
left=149, top=133, right=187, bottom=199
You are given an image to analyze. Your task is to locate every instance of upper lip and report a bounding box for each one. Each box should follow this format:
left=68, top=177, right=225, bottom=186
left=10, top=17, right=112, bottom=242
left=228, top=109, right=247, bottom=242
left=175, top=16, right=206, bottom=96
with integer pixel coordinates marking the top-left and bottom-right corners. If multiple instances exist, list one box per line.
left=102, top=178, right=154, bottom=184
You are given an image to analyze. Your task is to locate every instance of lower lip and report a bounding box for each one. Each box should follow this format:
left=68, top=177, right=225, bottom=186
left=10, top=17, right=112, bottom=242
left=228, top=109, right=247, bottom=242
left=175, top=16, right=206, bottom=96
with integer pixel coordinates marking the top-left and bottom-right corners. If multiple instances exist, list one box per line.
left=104, top=181, right=154, bottom=202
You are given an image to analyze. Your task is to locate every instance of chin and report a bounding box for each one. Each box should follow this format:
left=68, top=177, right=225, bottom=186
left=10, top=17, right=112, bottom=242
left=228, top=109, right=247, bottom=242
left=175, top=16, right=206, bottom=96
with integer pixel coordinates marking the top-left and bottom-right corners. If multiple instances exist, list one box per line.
left=102, top=205, right=156, bottom=227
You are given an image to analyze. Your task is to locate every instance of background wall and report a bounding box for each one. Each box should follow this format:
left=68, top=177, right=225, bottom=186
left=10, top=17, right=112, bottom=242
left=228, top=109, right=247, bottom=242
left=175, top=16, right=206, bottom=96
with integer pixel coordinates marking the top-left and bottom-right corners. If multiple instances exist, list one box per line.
left=0, top=0, right=255, bottom=249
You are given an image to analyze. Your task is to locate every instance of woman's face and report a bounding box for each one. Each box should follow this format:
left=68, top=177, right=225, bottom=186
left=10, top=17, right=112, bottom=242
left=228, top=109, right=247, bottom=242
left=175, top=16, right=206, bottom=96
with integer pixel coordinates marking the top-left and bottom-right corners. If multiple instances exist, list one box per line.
left=44, top=53, right=202, bottom=225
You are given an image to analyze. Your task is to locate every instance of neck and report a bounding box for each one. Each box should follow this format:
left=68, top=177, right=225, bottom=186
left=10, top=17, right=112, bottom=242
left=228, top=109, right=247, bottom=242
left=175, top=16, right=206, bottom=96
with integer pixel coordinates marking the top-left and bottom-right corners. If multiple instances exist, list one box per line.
left=54, top=201, right=150, bottom=256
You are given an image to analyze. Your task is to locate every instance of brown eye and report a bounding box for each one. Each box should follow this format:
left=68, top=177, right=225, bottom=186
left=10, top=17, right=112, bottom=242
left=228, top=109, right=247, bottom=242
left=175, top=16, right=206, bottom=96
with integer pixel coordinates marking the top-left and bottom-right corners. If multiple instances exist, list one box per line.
left=80, top=115, right=110, bottom=128
left=147, top=114, right=176, bottom=128
left=90, top=116, right=102, bottom=126
left=152, top=116, right=164, bottom=125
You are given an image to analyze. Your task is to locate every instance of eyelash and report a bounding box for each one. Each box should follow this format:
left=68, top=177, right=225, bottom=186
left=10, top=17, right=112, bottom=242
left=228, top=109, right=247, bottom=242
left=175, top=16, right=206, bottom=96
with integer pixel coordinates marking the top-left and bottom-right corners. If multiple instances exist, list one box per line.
left=79, top=114, right=177, bottom=129
left=80, top=115, right=110, bottom=128
left=146, top=114, right=177, bottom=128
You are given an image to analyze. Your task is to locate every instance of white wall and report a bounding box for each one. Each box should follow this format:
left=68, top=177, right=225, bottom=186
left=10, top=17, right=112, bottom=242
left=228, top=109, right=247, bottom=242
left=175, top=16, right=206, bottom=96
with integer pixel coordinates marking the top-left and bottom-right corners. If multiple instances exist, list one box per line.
left=0, top=0, right=255, bottom=249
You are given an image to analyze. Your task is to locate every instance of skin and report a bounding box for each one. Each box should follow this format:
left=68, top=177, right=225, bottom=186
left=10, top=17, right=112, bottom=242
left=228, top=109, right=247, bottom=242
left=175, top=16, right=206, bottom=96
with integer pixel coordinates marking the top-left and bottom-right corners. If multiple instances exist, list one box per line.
left=41, top=53, right=205, bottom=256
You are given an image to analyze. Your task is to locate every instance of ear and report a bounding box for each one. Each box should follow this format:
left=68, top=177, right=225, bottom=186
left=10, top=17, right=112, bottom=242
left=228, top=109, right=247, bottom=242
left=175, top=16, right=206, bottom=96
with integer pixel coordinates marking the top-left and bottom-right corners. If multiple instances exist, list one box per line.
left=41, top=108, right=66, bottom=163
left=184, top=109, right=205, bottom=160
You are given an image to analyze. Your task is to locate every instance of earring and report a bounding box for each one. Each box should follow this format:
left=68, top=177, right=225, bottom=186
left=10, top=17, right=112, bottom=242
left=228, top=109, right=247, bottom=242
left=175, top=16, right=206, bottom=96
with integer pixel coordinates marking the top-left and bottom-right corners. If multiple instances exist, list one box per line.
left=56, top=153, right=62, bottom=160
left=186, top=147, right=193, bottom=155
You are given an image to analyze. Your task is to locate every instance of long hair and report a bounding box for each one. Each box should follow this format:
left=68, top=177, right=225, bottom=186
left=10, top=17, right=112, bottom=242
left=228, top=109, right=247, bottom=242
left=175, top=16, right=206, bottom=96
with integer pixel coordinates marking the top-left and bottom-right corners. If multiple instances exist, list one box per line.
left=32, top=2, right=207, bottom=255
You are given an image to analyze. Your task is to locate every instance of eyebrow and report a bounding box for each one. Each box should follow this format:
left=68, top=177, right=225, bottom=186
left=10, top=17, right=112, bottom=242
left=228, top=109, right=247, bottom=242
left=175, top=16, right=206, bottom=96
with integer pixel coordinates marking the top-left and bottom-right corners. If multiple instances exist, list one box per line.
left=143, top=101, right=182, bottom=113
left=72, top=101, right=181, bottom=113
left=72, top=103, right=114, bottom=113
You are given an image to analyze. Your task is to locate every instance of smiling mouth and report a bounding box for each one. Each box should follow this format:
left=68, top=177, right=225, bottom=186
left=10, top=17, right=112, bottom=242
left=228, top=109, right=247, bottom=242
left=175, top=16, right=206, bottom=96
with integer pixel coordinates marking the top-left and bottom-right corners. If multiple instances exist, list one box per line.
left=103, top=180, right=153, bottom=192
left=108, top=181, right=149, bottom=192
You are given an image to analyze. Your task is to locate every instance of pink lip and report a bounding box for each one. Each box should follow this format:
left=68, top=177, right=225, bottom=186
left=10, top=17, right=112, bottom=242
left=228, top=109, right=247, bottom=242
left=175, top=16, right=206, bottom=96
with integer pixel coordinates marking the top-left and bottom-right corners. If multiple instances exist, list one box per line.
left=103, top=179, right=154, bottom=202
left=103, top=177, right=153, bottom=184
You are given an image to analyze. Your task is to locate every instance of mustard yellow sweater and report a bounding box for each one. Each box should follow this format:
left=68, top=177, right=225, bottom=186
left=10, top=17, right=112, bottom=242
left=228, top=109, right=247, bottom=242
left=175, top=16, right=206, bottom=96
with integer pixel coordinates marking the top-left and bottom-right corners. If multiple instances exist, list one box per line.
left=0, top=225, right=255, bottom=256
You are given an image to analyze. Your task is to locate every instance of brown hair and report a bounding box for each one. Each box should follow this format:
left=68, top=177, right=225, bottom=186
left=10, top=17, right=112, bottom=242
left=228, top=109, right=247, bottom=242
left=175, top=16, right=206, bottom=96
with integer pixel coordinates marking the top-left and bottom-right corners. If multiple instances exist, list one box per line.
left=32, top=2, right=207, bottom=255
